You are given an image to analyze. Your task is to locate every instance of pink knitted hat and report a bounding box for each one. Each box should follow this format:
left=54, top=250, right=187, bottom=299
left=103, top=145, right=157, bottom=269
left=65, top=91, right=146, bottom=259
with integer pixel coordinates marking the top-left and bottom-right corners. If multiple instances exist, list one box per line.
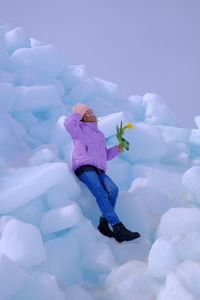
left=72, top=103, right=91, bottom=117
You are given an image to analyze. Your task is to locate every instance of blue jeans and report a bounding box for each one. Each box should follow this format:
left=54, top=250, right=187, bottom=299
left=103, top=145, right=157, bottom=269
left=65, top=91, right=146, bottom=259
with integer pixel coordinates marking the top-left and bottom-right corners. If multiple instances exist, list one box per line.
left=78, top=171, right=120, bottom=225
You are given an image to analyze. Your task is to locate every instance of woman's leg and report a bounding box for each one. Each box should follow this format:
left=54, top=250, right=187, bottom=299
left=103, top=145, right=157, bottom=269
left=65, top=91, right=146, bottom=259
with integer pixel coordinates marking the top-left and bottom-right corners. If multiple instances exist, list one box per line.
left=78, top=170, right=120, bottom=225
left=98, top=172, right=119, bottom=208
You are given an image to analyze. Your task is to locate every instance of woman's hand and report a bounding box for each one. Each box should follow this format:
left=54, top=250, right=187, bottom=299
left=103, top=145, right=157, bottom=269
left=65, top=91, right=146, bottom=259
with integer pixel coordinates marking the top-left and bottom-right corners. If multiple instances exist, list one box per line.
left=117, top=139, right=129, bottom=152
left=117, top=144, right=123, bottom=152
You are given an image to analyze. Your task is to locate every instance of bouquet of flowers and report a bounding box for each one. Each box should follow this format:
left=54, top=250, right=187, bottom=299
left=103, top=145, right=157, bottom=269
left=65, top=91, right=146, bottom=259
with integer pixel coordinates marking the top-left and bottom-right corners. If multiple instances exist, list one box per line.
left=116, top=121, right=134, bottom=152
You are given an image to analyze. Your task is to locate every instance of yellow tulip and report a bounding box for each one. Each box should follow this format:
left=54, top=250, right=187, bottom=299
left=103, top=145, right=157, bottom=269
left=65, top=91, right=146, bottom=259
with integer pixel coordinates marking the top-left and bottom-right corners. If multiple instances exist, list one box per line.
left=119, top=121, right=134, bottom=131
left=125, top=122, right=134, bottom=129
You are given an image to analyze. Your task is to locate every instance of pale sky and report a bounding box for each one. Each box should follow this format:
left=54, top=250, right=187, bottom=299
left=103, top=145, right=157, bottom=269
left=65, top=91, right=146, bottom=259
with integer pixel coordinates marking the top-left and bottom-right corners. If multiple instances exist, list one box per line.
left=1, top=0, right=200, bottom=128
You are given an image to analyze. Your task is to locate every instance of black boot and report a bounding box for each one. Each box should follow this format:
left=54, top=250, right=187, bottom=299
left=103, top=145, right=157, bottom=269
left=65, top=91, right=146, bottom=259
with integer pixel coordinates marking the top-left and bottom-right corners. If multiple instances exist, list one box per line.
left=97, top=217, right=114, bottom=238
left=112, top=222, right=140, bottom=243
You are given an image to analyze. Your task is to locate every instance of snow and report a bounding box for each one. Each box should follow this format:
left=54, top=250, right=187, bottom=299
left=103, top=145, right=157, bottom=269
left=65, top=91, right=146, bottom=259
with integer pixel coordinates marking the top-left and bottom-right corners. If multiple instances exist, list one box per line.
left=143, top=93, right=176, bottom=126
left=12, top=85, right=63, bottom=113
left=174, top=260, right=200, bottom=297
left=182, top=166, right=200, bottom=205
left=120, top=122, right=166, bottom=164
left=0, top=254, right=28, bottom=299
left=11, top=271, right=65, bottom=300
left=28, top=147, right=56, bottom=166
left=58, top=65, right=88, bottom=91
left=5, top=27, right=31, bottom=55
left=127, top=95, right=145, bottom=122
left=0, top=82, right=17, bottom=114
left=10, top=44, right=65, bottom=76
left=175, top=233, right=200, bottom=261
left=147, top=237, right=180, bottom=279
left=106, top=260, right=162, bottom=299
left=0, top=219, right=45, bottom=267
left=40, top=203, right=83, bottom=234
left=0, top=162, right=71, bottom=213
left=156, top=207, right=200, bottom=239
left=157, top=271, right=196, bottom=300
left=98, top=112, right=127, bottom=138
left=194, top=115, right=200, bottom=129
left=0, top=20, right=200, bottom=299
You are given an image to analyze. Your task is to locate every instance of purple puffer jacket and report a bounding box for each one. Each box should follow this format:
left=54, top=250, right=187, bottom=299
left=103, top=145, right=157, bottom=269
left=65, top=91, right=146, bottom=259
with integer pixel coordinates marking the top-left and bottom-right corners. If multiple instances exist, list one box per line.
left=64, top=113, right=120, bottom=172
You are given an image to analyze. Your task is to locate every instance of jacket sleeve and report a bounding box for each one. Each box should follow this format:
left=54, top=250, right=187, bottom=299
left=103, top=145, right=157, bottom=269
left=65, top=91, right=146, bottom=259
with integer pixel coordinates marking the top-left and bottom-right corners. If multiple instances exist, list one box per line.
left=63, top=113, right=82, bottom=139
left=105, top=145, right=121, bottom=161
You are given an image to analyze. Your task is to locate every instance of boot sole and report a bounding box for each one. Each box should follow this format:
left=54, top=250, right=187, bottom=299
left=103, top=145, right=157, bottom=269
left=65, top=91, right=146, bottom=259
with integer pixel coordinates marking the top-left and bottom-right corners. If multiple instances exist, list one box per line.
left=115, top=234, right=141, bottom=243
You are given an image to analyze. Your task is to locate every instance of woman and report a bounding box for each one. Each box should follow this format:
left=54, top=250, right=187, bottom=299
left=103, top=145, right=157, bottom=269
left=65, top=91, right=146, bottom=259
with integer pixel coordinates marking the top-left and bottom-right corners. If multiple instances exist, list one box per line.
left=64, top=103, right=140, bottom=242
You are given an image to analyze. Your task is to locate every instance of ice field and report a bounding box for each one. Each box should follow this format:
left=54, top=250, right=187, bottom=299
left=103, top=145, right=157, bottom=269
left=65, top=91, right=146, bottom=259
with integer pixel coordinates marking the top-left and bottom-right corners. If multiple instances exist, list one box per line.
left=0, top=21, right=200, bottom=299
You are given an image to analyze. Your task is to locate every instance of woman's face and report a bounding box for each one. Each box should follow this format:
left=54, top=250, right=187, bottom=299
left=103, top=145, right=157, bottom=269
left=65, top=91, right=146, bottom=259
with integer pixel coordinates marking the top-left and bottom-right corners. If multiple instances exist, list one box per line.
left=84, top=109, right=96, bottom=122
